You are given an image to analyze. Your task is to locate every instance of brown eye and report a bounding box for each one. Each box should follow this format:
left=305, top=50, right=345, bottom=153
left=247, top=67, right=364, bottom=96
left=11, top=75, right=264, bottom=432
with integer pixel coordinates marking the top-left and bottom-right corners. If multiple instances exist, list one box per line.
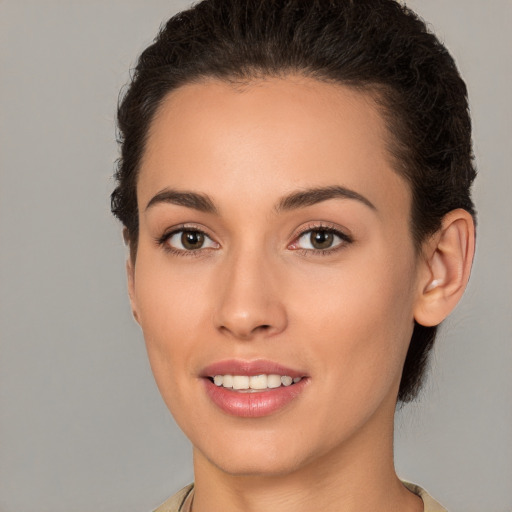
left=181, top=231, right=205, bottom=250
left=310, top=230, right=334, bottom=249
left=291, top=227, right=350, bottom=253
left=165, top=229, right=219, bottom=252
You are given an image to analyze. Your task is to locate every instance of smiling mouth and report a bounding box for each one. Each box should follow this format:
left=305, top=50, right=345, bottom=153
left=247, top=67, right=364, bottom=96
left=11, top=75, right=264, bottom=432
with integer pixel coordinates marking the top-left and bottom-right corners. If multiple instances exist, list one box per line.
left=208, top=374, right=304, bottom=392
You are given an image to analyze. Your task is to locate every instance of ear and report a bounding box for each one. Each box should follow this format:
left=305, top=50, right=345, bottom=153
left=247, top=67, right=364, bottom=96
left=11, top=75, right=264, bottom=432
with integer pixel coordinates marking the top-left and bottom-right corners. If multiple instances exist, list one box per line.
left=124, top=230, right=140, bottom=325
left=413, top=209, right=475, bottom=327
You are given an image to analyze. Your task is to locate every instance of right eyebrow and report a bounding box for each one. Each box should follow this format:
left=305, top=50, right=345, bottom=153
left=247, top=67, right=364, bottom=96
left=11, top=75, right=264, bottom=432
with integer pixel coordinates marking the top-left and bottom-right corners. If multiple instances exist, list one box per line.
left=145, top=188, right=218, bottom=214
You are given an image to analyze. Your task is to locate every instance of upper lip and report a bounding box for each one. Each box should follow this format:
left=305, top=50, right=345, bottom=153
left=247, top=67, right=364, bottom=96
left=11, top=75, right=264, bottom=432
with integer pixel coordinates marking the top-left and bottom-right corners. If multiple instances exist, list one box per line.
left=201, top=359, right=307, bottom=379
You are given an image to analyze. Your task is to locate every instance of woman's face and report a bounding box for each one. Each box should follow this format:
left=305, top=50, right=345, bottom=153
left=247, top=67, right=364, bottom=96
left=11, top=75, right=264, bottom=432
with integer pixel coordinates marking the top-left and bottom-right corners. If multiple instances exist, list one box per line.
left=129, top=77, right=423, bottom=476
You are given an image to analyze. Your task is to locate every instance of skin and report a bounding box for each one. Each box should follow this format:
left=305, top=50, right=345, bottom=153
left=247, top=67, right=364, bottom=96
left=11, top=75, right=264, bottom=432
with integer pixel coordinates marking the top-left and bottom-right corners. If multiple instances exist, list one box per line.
left=127, top=76, right=474, bottom=512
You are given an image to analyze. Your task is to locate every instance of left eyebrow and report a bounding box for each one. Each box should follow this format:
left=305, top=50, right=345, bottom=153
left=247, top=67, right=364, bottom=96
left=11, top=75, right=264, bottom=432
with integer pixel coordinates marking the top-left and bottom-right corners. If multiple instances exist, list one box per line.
left=145, top=188, right=218, bottom=214
left=275, top=185, right=376, bottom=212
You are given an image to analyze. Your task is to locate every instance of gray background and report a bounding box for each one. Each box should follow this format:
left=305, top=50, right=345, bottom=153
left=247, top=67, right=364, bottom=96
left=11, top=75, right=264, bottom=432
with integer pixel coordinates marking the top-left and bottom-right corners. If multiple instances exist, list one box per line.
left=0, top=1, right=510, bottom=511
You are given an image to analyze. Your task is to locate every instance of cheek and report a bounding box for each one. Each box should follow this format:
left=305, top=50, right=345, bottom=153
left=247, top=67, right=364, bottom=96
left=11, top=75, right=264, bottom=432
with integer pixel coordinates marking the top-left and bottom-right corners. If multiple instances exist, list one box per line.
left=291, top=246, right=417, bottom=379
left=284, top=252, right=417, bottom=443
left=134, top=243, right=212, bottom=332
left=132, top=252, right=213, bottom=397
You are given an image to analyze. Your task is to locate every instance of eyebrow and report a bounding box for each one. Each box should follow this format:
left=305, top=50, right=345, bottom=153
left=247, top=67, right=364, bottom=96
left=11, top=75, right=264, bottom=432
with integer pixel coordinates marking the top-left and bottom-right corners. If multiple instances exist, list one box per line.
left=145, top=189, right=218, bottom=214
left=276, top=186, right=376, bottom=212
left=145, top=185, right=376, bottom=215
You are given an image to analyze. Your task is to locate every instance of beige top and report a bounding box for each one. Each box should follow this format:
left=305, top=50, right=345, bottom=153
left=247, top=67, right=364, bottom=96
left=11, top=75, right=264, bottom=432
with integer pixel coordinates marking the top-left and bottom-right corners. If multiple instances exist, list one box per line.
left=153, top=481, right=448, bottom=512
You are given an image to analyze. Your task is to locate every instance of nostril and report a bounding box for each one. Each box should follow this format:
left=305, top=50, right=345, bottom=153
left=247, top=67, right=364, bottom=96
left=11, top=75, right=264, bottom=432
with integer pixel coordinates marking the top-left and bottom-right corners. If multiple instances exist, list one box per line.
left=252, top=324, right=273, bottom=335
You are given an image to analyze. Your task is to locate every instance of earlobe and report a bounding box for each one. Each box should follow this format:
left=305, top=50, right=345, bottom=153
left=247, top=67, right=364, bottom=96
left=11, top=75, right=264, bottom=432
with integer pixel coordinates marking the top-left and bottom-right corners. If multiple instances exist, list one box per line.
left=414, top=209, right=475, bottom=327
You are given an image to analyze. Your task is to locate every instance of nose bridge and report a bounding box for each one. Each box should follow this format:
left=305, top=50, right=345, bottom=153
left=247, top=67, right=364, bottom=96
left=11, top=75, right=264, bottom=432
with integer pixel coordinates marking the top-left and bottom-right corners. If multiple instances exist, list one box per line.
left=214, top=243, right=287, bottom=339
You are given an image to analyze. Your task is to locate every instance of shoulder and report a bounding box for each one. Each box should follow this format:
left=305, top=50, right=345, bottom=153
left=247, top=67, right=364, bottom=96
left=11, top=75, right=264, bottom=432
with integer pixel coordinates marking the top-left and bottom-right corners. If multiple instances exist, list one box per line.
left=402, top=481, right=448, bottom=512
left=152, top=484, right=194, bottom=512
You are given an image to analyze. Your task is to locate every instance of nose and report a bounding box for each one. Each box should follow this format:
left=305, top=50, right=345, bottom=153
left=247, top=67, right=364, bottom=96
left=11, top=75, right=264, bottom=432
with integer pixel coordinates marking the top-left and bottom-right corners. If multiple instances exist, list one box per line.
left=213, top=250, right=288, bottom=340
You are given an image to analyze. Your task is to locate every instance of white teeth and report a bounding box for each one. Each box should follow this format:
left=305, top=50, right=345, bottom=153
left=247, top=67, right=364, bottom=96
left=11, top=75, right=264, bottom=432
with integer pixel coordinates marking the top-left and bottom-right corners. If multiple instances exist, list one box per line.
left=267, top=374, right=282, bottom=388
left=222, top=374, right=233, bottom=388
left=212, top=374, right=302, bottom=390
left=232, top=375, right=249, bottom=390
left=249, top=374, right=268, bottom=389
left=281, top=376, right=293, bottom=386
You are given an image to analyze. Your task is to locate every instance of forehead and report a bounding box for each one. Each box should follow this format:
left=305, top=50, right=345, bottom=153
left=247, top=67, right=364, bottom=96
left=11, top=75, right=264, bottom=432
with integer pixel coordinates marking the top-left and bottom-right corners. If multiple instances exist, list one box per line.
left=138, top=76, right=410, bottom=218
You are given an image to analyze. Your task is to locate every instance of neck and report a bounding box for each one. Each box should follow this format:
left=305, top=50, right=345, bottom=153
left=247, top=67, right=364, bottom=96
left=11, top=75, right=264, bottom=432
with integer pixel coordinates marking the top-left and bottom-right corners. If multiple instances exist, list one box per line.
left=191, top=397, right=422, bottom=512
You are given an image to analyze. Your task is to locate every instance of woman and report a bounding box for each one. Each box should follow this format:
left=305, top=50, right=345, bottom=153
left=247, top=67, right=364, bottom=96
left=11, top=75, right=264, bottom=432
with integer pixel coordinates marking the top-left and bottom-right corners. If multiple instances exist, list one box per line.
left=111, top=1, right=476, bottom=510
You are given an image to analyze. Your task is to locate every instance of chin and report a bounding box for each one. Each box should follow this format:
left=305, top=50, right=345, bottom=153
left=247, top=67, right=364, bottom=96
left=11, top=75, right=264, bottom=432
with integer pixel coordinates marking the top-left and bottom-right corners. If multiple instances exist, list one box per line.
left=205, top=449, right=306, bottom=478
left=192, top=426, right=329, bottom=479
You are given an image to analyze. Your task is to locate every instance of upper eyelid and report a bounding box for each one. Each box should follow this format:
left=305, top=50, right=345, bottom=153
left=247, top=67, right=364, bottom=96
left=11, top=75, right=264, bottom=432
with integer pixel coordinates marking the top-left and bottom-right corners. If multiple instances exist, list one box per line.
left=161, top=223, right=213, bottom=238
left=292, top=222, right=352, bottom=241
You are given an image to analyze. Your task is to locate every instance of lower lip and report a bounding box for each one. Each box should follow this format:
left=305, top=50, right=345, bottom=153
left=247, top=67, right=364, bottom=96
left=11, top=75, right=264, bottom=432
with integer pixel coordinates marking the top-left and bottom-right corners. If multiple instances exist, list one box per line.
left=203, top=378, right=308, bottom=418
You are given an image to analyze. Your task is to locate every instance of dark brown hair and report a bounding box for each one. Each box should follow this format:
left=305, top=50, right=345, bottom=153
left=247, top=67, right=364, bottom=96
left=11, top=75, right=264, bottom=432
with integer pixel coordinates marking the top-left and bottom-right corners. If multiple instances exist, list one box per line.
left=111, top=0, right=476, bottom=402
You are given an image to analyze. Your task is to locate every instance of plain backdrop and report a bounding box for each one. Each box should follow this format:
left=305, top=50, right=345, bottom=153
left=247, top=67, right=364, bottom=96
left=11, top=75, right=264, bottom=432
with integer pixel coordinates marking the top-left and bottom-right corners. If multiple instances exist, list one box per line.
left=0, top=1, right=511, bottom=511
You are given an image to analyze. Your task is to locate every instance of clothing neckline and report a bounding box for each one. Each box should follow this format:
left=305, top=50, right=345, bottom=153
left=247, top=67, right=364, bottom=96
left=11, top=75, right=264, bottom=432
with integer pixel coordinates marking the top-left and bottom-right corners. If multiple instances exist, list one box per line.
left=153, top=480, right=448, bottom=512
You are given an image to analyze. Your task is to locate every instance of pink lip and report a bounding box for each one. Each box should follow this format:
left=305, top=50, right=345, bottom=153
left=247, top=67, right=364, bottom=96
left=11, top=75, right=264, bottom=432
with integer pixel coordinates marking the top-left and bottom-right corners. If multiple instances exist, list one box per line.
left=201, top=359, right=309, bottom=418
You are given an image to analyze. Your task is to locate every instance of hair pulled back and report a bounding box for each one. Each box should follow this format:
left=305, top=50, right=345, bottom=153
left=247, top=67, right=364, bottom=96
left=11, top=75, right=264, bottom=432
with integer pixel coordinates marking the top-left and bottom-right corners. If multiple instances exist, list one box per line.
left=111, top=0, right=476, bottom=402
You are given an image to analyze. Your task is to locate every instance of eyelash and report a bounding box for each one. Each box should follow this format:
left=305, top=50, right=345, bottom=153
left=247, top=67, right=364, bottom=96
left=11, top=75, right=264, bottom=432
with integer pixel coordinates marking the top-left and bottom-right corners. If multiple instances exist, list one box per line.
left=156, top=223, right=353, bottom=257
left=291, top=223, right=353, bottom=257
left=156, top=224, right=217, bottom=257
